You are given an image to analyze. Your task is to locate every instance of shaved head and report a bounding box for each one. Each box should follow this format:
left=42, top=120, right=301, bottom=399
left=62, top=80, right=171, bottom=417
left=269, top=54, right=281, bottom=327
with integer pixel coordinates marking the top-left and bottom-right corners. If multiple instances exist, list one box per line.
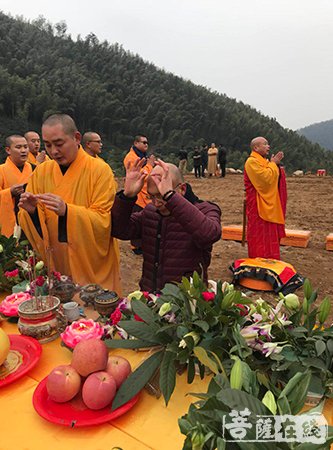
left=250, top=136, right=266, bottom=150
left=148, top=163, right=184, bottom=190
left=250, top=136, right=270, bottom=157
left=5, top=135, right=25, bottom=147
left=42, top=114, right=78, bottom=136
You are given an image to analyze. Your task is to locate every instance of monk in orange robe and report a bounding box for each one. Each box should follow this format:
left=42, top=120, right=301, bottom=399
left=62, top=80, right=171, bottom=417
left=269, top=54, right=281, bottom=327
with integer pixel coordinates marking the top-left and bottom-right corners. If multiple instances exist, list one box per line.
left=82, top=131, right=103, bottom=158
left=19, top=114, right=121, bottom=293
left=123, top=134, right=153, bottom=254
left=244, top=136, right=287, bottom=260
left=0, top=135, right=32, bottom=237
left=25, top=131, right=49, bottom=165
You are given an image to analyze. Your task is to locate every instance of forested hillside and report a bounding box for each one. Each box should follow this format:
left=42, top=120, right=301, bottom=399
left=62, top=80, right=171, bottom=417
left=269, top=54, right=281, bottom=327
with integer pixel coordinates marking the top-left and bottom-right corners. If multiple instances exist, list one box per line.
left=1, top=12, right=333, bottom=173
left=298, top=119, right=333, bottom=151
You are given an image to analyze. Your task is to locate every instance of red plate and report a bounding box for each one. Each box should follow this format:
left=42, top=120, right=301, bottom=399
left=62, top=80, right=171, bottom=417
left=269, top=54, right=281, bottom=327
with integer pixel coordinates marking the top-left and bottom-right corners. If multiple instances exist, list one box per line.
left=0, top=335, right=42, bottom=387
left=33, top=378, right=139, bottom=427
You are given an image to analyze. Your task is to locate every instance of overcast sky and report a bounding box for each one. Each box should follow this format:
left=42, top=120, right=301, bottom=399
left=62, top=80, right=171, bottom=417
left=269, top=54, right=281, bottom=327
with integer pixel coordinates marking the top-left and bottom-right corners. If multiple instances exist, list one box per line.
left=2, top=0, right=333, bottom=130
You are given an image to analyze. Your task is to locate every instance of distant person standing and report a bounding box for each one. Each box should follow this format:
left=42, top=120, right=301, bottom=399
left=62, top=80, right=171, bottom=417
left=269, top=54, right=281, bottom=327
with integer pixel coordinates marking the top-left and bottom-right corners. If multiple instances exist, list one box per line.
left=192, top=147, right=202, bottom=178
left=200, top=144, right=208, bottom=177
left=178, top=146, right=188, bottom=174
left=218, top=144, right=227, bottom=178
left=25, top=131, right=48, bottom=165
left=244, top=136, right=287, bottom=260
left=123, top=134, right=153, bottom=255
left=82, top=132, right=103, bottom=158
left=207, top=143, right=218, bottom=176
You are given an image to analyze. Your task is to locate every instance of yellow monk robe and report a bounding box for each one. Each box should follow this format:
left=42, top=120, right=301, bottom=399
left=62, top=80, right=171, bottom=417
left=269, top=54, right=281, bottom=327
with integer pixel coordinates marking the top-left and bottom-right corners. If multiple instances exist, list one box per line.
left=0, top=158, right=32, bottom=237
left=244, top=151, right=284, bottom=224
left=123, top=147, right=153, bottom=209
left=19, top=147, right=121, bottom=293
left=27, top=152, right=50, bottom=165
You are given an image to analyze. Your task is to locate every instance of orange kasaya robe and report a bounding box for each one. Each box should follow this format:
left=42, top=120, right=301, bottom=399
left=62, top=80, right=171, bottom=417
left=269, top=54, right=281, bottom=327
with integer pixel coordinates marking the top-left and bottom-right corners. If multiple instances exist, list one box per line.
left=244, top=151, right=287, bottom=260
left=123, top=147, right=153, bottom=209
left=0, top=158, right=32, bottom=237
left=18, top=147, right=121, bottom=294
left=27, top=152, right=50, bottom=165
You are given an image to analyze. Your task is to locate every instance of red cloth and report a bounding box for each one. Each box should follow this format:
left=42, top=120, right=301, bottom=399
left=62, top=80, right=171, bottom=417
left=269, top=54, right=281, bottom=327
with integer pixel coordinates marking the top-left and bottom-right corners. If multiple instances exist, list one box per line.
left=244, top=166, right=287, bottom=260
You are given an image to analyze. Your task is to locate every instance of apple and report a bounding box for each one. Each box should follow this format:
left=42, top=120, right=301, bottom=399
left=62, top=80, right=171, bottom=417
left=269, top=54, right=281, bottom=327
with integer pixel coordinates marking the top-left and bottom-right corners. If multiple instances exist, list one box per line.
left=46, top=365, right=81, bottom=402
left=71, top=338, right=108, bottom=377
left=106, top=355, right=132, bottom=388
left=82, top=371, right=117, bottom=410
left=0, top=328, right=10, bottom=366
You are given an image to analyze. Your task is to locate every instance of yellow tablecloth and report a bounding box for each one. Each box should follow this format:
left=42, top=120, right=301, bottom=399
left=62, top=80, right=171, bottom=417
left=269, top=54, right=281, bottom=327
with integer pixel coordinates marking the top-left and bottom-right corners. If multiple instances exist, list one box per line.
left=0, top=293, right=211, bottom=450
left=1, top=293, right=333, bottom=450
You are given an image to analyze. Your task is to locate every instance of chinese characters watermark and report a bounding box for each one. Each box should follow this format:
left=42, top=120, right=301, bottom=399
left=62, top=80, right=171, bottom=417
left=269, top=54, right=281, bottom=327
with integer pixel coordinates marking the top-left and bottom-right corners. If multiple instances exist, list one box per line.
left=222, top=408, right=327, bottom=444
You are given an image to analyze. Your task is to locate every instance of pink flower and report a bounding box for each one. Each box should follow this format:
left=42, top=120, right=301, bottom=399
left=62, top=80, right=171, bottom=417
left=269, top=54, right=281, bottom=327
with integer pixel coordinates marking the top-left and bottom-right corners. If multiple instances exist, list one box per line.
left=0, top=292, right=31, bottom=316
left=134, top=314, right=144, bottom=322
left=142, top=291, right=150, bottom=299
left=4, top=269, right=19, bottom=278
left=60, top=319, right=104, bottom=349
left=35, top=275, right=45, bottom=287
left=202, top=291, right=215, bottom=302
left=110, top=308, right=122, bottom=325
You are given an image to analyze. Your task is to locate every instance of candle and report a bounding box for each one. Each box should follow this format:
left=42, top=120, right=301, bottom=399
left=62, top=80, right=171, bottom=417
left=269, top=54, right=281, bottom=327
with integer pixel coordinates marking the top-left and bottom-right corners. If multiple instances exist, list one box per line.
left=0, top=292, right=32, bottom=317
left=60, top=319, right=104, bottom=349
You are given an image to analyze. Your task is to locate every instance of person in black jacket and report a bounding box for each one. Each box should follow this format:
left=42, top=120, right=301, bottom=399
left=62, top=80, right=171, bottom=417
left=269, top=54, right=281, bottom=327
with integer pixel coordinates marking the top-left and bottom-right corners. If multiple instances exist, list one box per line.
left=218, top=144, right=227, bottom=178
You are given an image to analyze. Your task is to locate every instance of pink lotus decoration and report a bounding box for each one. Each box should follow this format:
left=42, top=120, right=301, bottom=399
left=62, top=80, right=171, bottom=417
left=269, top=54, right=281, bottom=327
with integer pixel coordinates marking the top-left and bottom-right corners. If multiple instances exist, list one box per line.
left=60, top=319, right=104, bottom=349
left=0, top=292, right=32, bottom=317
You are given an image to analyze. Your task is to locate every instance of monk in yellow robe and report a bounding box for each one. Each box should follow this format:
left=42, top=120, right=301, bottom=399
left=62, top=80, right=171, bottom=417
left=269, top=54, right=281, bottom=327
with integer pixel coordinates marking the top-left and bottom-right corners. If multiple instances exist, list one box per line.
left=19, top=114, right=121, bottom=293
left=82, top=131, right=103, bottom=158
left=123, top=134, right=153, bottom=254
left=0, top=135, right=32, bottom=237
left=25, top=131, right=49, bottom=165
left=207, top=143, right=218, bottom=176
left=244, top=136, right=287, bottom=260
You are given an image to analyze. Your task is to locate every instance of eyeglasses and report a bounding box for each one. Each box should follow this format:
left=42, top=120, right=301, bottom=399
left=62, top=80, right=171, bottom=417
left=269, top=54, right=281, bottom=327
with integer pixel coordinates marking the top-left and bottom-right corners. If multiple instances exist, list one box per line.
left=139, top=141, right=148, bottom=145
left=89, top=140, right=102, bottom=144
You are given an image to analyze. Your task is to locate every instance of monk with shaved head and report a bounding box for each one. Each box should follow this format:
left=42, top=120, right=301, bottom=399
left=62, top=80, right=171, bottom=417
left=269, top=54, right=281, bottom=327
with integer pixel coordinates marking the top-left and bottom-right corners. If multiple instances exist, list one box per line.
left=25, top=131, right=49, bottom=165
left=111, top=158, right=222, bottom=292
left=18, top=114, right=120, bottom=293
left=244, top=136, right=287, bottom=259
left=82, top=131, right=103, bottom=158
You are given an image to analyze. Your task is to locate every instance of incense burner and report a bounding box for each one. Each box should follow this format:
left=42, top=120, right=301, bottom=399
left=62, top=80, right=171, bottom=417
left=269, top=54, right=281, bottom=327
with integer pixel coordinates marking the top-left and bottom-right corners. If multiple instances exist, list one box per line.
left=18, top=296, right=66, bottom=344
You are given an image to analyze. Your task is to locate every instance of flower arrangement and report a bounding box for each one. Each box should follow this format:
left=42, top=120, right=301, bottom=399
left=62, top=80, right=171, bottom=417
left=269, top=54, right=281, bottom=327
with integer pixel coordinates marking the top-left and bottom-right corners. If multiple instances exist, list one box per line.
left=105, top=274, right=333, bottom=415
left=0, top=235, right=27, bottom=291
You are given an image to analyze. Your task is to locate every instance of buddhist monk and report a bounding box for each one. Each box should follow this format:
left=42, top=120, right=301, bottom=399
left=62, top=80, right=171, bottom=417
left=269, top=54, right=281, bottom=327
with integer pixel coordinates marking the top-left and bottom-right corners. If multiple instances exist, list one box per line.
left=18, top=114, right=121, bottom=293
left=82, top=131, right=103, bottom=158
left=25, top=131, right=49, bottom=165
left=207, top=143, right=218, bottom=176
left=0, top=135, right=32, bottom=237
left=123, top=134, right=153, bottom=255
left=244, top=136, right=287, bottom=260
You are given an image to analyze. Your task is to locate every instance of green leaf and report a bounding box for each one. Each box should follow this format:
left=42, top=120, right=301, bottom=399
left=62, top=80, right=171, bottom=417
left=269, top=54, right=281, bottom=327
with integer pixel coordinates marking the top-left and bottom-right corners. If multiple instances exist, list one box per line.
left=279, top=371, right=312, bottom=414
left=193, top=346, right=219, bottom=375
left=302, top=358, right=327, bottom=371
left=161, top=283, right=181, bottom=297
left=112, top=350, right=164, bottom=410
left=262, top=390, right=277, bottom=414
left=315, top=340, right=326, bottom=357
left=187, top=356, right=195, bottom=384
left=104, top=338, right=160, bottom=349
left=217, top=388, right=271, bottom=415
left=131, top=298, right=157, bottom=324
left=327, top=339, right=333, bottom=354
left=192, top=271, right=201, bottom=288
left=117, top=320, right=161, bottom=343
left=193, top=320, right=209, bottom=332
left=159, top=350, right=177, bottom=405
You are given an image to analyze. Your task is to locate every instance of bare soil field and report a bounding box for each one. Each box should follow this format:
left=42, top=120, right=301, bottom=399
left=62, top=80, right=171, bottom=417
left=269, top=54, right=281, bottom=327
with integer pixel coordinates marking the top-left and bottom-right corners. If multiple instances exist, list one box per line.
left=118, top=174, right=333, bottom=300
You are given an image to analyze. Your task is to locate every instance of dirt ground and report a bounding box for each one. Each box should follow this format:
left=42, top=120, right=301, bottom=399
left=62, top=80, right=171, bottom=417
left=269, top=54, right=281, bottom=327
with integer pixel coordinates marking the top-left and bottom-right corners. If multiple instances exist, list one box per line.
left=118, top=174, right=333, bottom=300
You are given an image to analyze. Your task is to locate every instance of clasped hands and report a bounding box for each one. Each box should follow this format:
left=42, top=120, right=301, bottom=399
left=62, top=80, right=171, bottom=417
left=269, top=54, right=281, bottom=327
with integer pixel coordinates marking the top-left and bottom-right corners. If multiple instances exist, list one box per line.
left=271, top=151, right=284, bottom=165
left=124, top=158, right=172, bottom=198
left=18, top=192, right=66, bottom=216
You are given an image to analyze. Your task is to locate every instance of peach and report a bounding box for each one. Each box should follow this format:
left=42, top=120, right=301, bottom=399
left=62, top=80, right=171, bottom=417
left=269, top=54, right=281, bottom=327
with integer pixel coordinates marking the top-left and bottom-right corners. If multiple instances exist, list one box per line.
left=46, top=365, right=81, bottom=402
left=106, top=355, right=132, bottom=388
left=71, top=338, right=108, bottom=377
left=82, top=371, right=117, bottom=410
